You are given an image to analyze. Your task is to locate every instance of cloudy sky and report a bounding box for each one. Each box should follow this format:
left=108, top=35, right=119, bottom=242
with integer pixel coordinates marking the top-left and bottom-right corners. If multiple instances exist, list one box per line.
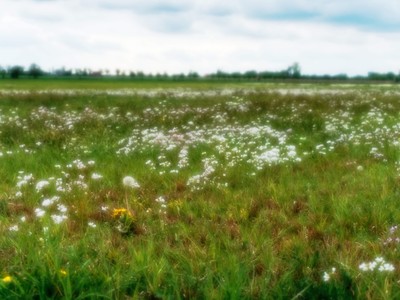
left=1, top=0, right=400, bottom=75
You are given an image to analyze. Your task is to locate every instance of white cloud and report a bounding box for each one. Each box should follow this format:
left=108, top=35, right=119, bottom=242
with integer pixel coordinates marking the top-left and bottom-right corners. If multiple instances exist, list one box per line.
left=0, top=0, right=399, bottom=75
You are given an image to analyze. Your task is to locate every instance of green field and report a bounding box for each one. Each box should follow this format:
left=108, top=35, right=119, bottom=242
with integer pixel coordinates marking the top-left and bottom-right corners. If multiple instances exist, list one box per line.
left=1, top=81, right=400, bottom=299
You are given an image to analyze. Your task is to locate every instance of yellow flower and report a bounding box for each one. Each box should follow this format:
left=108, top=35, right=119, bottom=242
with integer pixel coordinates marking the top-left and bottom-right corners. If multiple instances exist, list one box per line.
left=60, top=269, right=67, bottom=276
left=239, top=208, right=248, bottom=220
left=168, top=199, right=183, bottom=209
left=112, top=208, right=132, bottom=218
left=2, top=275, right=12, bottom=283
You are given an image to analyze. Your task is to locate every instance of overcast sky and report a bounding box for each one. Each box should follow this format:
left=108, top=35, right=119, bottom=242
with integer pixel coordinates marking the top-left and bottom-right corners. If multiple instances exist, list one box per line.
left=1, top=0, right=400, bottom=75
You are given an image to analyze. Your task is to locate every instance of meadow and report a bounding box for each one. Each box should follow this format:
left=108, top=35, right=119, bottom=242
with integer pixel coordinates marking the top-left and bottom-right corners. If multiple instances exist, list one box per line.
left=1, top=81, right=400, bottom=299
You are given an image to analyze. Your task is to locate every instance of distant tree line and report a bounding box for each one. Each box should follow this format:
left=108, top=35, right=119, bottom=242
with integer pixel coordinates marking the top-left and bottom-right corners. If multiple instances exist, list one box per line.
left=0, top=63, right=399, bottom=82
left=0, top=64, right=45, bottom=79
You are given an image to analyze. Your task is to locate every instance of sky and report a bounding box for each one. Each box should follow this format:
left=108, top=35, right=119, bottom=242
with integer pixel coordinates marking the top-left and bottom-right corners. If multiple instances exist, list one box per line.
left=1, top=0, right=400, bottom=76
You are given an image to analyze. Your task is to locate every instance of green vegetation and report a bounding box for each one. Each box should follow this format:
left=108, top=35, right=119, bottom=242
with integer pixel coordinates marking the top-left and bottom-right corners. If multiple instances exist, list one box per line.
left=0, top=83, right=400, bottom=298
left=1, top=62, right=399, bottom=82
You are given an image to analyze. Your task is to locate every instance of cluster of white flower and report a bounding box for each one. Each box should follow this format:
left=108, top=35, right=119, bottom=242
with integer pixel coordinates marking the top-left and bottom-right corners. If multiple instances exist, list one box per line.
left=35, top=180, right=50, bottom=192
left=187, top=156, right=219, bottom=191
left=155, top=196, right=167, bottom=214
left=16, top=173, right=34, bottom=188
left=91, top=173, right=103, bottom=180
left=225, top=97, right=250, bottom=112
left=34, top=208, right=45, bottom=218
left=177, top=147, right=189, bottom=169
left=10, top=158, right=106, bottom=230
left=33, top=195, right=68, bottom=225
left=370, top=147, right=384, bottom=160
left=8, top=224, right=19, bottom=232
left=256, top=148, right=280, bottom=166
left=322, top=267, right=336, bottom=282
left=41, top=196, right=60, bottom=207
left=359, top=257, right=395, bottom=272
left=0, top=87, right=261, bottom=99
left=51, top=214, right=67, bottom=225
left=67, top=159, right=86, bottom=170
left=382, top=225, right=400, bottom=246
left=88, top=221, right=97, bottom=228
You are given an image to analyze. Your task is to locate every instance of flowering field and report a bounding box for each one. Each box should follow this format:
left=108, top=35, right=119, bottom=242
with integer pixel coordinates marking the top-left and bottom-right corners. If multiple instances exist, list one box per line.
left=1, top=84, right=400, bottom=298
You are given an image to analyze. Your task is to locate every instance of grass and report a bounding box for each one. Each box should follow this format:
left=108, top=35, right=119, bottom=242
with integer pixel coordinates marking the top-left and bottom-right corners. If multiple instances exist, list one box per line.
left=0, top=78, right=257, bottom=91
left=1, top=78, right=399, bottom=91
left=0, top=83, right=400, bottom=298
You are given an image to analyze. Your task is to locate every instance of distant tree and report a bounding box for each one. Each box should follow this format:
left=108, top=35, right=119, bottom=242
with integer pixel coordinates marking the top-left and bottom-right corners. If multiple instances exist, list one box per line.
left=333, top=73, right=348, bottom=80
left=28, top=63, right=43, bottom=79
left=172, top=73, right=185, bottom=81
left=231, top=72, right=242, bottom=80
left=244, top=70, right=258, bottom=80
left=0, top=66, right=6, bottom=79
left=90, top=70, right=102, bottom=77
left=287, top=62, right=301, bottom=78
left=368, top=72, right=396, bottom=81
left=387, top=72, right=396, bottom=81
left=9, top=66, right=24, bottom=79
left=216, top=70, right=227, bottom=79
left=161, top=72, right=169, bottom=80
left=188, top=71, right=200, bottom=79
left=137, top=71, right=145, bottom=79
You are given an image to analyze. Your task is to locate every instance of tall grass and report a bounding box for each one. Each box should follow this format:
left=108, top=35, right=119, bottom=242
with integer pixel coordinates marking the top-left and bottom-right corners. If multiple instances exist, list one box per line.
left=0, top=86, right=400, bottom=298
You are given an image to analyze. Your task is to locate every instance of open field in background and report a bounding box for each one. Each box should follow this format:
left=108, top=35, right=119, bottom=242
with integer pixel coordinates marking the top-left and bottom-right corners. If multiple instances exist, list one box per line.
left=0, top=82, right=400, bottom=298
left=1, top=78, right=400, bottom=92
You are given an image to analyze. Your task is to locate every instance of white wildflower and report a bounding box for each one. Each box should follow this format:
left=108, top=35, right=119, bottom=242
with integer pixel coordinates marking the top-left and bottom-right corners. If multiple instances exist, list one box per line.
left=35, top=208, right=46, bottom=218
left=322, top=267, right=336, bottom=282
left=36, top=180, right=50, bottom=192
left=51, top=214, right=67, bottom=224
left=380, top=263, right=395, bottom=272
left=9, top=225, right=19, bottom=232
left=41, top=198, right=53, bottom=207
left=322, top=272, right=330, bottom=282
left=359, top=263, right=368, bottom=272
left=57, top=204, right=68, bottom=213
left=359, top=257, right=395, bottom=273
left=73, top=159, right=86, bottom=169
left=88, top=222, right=97, bottom=228
left=16, top=180, right=28, bottom=188
left=122, top=176, right=140, bottom=188
left=91, top=173, right=103, bottom=180
left=26, top=174, right=36, bottom=181
left=155, top=196, right=166, bottom=204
